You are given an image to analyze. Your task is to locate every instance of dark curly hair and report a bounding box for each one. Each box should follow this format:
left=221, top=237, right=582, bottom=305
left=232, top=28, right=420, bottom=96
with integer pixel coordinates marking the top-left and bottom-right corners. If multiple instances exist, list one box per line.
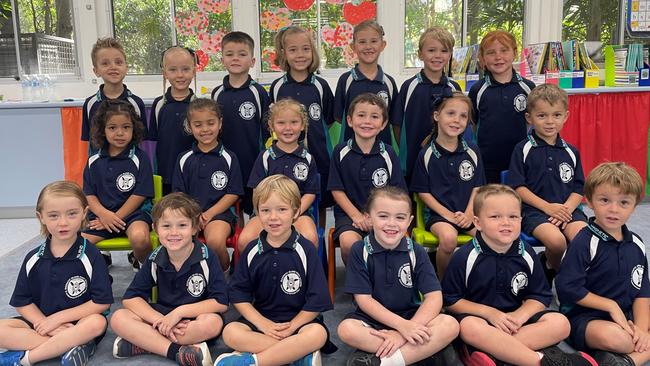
left=90, top=99, right=145, bottom=150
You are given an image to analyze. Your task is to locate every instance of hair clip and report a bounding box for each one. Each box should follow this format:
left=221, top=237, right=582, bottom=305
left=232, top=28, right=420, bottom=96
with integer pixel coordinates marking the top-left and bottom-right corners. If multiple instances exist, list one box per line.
left=431, top=88, right=454, bottom=110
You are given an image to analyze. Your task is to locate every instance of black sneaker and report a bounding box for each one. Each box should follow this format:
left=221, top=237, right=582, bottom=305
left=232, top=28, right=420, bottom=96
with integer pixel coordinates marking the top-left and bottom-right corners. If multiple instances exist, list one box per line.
left=176, top=342, right=212, bottom=366
left=112, top=336, right=150, bottom=358
left=539, top=252, right=557, bottom=286
left=593, top=350, right=635, bottom=366
left=101, top=251, right=112, bottom=267
left=346, top=350, right=380, bottom=366
left=540, top=345, right=598, bottom=366
left=61, top=341, right=96, bottom=366
left=127, top=251, right=140, bottom=272
left=424, top=344, right=459, bottom=366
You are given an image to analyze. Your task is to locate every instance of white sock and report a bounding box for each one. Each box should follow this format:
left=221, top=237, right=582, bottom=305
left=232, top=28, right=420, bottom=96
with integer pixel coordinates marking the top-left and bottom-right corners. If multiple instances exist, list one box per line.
left=380, top=349, right=405, bottom=366
left=537, top=351, right=544, bottom=359
left=252, top=353, right=259, bottom=366
left=20, top=351, right=31, bottom=366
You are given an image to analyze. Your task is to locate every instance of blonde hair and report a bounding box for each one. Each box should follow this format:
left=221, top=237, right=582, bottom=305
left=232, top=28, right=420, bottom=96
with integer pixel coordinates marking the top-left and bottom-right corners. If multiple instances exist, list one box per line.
left=473, top=184, right=522, bottom=216
left=161, top=46, right=197, bottom=95
left=478, top=30, right=517, bottom=71
left=584, top=162, right=644, bottom=205
left=418, top=26, right=455, bottom=53
left=152, top=192, right=202, bottom=230
left=527, top=83, right=569, bottom=111
left=274, top=26, right=320, bottom=73
left=353, top=20, right=385, bottom=41
left=366, top=186, right=412, bottom=214
left=253, top=175, right=301, bottom=216
left=268, top=98, right=308, bottom=146
left=91, top=37, right=126, bottom=67
left=36, top=181, right=88, bottom=236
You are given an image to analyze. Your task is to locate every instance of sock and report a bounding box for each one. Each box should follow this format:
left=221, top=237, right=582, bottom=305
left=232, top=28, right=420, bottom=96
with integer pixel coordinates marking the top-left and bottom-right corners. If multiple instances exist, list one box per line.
left=20, top=351, right=31, bottom=366
left=537, top=352, right=544, bottom=359
left=252, top=353, right=259, bottom=366
left=166, top=343, right=181, bottom=361
left=380, top=350, right=405, bottom=366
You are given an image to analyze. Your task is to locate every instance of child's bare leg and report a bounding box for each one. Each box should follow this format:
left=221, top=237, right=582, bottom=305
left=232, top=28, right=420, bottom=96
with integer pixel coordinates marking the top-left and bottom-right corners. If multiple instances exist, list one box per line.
left=205, top=220, right=232, bottom=271
left=294, top=216, right=318, bottom=248
left=173, top=313, right=223, bottom=345
left=533, top=223, right=567, bottom=270
left=585, top=319, right=650, bottom=364
left=563, top=221, right=587, bottom=242
left=81, top=232, right=105, bottom=245
left=237, top=217, right=263, bottom=253
left=512, top=312, right=570, bottom=350
left=339, top=231, right=362, bottom=265
left=0, top=318, right=49, bottom=350
left=110, top=308, right=171, bottom=356
left=127, top=220, right=152, bottom=263
left=430, top=222, right=459, bottom=279
left=255, top=323, right=326, bottom=366
left=222, top=322, right=278, bottom=353
left=460, top=316, right=541, bottom=366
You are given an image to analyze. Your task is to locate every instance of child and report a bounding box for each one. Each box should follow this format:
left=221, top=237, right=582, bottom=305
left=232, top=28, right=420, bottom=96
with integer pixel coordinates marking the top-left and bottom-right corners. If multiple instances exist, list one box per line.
left=214, top=175, right=332, bottom=366
left=0, top=181, right=112, bottom=366
left=337, top=186, right=460, bottom=366
left=239, top=98, right=319, bottom=251
left=469, top=30, right=536, bottom=183
left=410, top=91, right=484, bottom=278
left=270, top=25, right=336, bottom=214
left=81, top=100, right=154, bottom=271
left=172, top=98, right=243, bottom=272
left=508, top=84, right=587, bottom=274
left=110, top=192, right=228, bottom=366
left=334, top=20, right=398, bottom=146
left=328, top=93, right=407, bottom=265
left=442, top=184, right=596, bottom=366
left=392, top=26, right=461, bottom=180
left=149, top=46, right=197, bottom=195
left=212, top=31, right=270, bottom=215
left=556, top=162, right=650, bottom=366
left=82, top=37, right=147, bottom=155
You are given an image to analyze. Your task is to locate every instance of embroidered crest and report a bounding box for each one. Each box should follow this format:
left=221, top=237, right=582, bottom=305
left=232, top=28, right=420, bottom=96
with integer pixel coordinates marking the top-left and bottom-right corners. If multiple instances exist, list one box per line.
left=511, top=272, right=528, bottom=295
left=459, top=160, right=475, bottom=181
left=372, top=168, right=388, bottom=188
left=281, top=270, right=302, bottom=295
left=65, top=276, right=88, bottom=299
left=116, top=172, right=136, bottom=192
left=239, top=101, right=256, bottom=120
left=398, top=263, right=413, bottom=288
left=186, top=273, right=206, bottom=297
left=211, top=171, right=228, bottom=190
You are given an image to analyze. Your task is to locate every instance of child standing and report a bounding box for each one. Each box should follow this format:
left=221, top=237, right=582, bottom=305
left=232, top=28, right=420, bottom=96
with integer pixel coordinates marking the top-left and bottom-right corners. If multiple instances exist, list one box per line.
left=239, top=98, right=319, bottom=251
left=215, top=175, right=332, bottom=366
left=172, top=98, right=243, bottom=272
left=149, top=46, right=197, bottom=195
left=212, top=31, right=270, bottom=215
left=334, top=20, right=398, bottom=146
left=0, top=181, right=112, bottom=366
left=392, top=27, right=461, bottom=179
left=82, top=37, right=147, bottom=155
left=328, top=93, right=407, bottom=265
left=556, top=162, right=650, bottom=366
left=410, top=91, right=484, bottom=278
left=81, top=100, right=154, bottom=271
left=270, top=26, right=335, bottom=214
left=508, top=84, right=587, bottom=275
left=110, top=192, right=227, bottom=366
left=337, top=186, right=459, bottom=366
left=442, top=184, right=597, bottom=366
left=469, top=30, right=536, bottom=183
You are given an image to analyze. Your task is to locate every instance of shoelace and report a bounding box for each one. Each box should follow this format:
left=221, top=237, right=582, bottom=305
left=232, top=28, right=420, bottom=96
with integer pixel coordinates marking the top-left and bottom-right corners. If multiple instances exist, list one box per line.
left=178, top=348, right=201, bottom=366
left=354, top=354, right=376, bottom=366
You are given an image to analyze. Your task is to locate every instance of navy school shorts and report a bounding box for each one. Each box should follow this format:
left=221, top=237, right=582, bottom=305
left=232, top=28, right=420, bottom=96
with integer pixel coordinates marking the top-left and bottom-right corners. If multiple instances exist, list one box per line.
left=522, top=206, right=587, bottom=237
left=84, top=210, right=152, bottom=239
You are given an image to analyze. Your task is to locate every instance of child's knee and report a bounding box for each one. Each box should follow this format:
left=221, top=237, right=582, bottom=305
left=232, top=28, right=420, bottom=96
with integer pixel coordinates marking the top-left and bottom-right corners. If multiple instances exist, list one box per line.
left=222, top=322, right=245, bottom=346
left=82, top=313, right=108, bottom=337
left=337, top=319, right=361, bottom=343
left=540, top=312, right=570, bottom=338
left=128, top=228, right=150, bottom=246
left=110, top=309, right=133, bottom=330
left=437, top=236, right=458, bottom=253
left=300, top=323, right=327, bottom=346
left=196, top=313, right=223, bottom=337
left=431, top=314, right=460, bottom=339
left=459, top=317, right=488, bottom=342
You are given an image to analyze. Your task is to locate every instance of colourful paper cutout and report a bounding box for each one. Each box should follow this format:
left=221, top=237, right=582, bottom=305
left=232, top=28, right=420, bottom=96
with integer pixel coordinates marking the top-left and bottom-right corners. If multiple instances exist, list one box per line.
left=195, top=49, right=210, bottom=71
left=321, top=22, right=353, bottom=48
left=343, top=1, right=376, bottom=25
left=262, top=48, right=282, bottom=71
left=261, top=7, right=292, bottom=31
left=325, top=0, right=346, bottom=4
left=196, top=0, right=230, bottom=14
left=343, top=44, right=357, bottom=66
left=283, top=0, right=314, bottom=11
left=175, top=11, right=208, bottom=36
left=198, top=30, right=226, bottom=55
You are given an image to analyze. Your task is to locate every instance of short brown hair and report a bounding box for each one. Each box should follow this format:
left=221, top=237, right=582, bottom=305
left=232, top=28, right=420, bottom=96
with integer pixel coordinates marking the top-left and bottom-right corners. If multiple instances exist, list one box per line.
left=473, top=184, right=522, bottom=216
left=91, top=37, right=126, bottom=67
left=584, top=162, right=644, bottom=205
left=184, top=98, right=223, bottom=135
left=348, top=93, right=387, bottom=123
left=418, top=26, right=455, bottom=52
left=353, top=20, right=385, bottom=41
left=527, top=83, right=568, bottom=111
left=478, top=30, right=517, bottom=69
left=252, top=175, right=301, bottom=216
left=222, top=31, right=254, bottom=54
left=366, top=186, right=412, bottom=214
left=152, top=192, right=202, bottom=229
left=36, top=181, right=88, bottom=236
left=274, top=26, right=320, bottom=73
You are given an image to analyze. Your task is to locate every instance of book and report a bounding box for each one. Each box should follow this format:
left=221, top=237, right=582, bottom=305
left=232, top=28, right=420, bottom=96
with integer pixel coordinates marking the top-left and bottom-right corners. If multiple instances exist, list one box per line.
left=523, top=43, right=547, bottom=74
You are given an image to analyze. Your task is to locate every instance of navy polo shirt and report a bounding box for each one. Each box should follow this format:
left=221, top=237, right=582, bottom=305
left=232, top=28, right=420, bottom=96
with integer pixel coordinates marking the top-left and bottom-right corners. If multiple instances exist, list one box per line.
left=410, top=138, right=485, bottom=214
left=270, top=73, right=335, bottom=180
left=333, top=64, right=398, bottom=145
left=123, top=241, right=228, bottom=309
left=83, top=145, right=154, bottom=212
left=468, top=70, right=536, bottom=172
left=556, top=219, right=650, bottom=315
left=345, top=234, right=440, bottom=317
left=442, top=232, right=552, bottom=312
left=10, top=235, right=113, bottom=316
left=248, top=143, right=319, bottom=195
left=212, top=75, right=270, bottom=184
left=391, top=71, right=461, bottom=176
left=172, top=143, right=244, bottom=212
left=81, top=84, right=148, bottom=144
left=149, top=88, right=196, bottom=185
left=328, top=139, right=406, bottom=218
left=229, top=228, right=332, bottom=322
left=508, top=132, right=584, bottom=207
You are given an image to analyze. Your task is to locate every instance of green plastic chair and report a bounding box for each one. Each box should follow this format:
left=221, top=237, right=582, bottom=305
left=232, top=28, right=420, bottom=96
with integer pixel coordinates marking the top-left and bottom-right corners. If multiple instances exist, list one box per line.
left=411, top=193, right=473, bottom=248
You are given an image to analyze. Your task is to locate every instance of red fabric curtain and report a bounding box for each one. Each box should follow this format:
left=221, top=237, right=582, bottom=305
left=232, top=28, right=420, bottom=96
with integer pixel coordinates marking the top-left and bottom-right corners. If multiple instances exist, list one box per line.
left=60, top=107, right=87, bottom=187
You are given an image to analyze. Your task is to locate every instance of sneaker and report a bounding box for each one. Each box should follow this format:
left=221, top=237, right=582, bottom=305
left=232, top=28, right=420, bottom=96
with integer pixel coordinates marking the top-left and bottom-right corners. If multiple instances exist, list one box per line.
left=593, top=350, right=635, bottom=366
left=61, top=341, right=96, bottom=366
left=127, top=251, right=140, bottom=272
left=566, top=352, right=599, bottom=366
left=112, top=336, right=150, bottom=358
left=176, top=342, right=212, bottom=366
left=540, top=346, right=599, bottom=366
left=539, top=252, right=557, bottom=286
left=460, top=344, right=497, bottom=366
left=346, top=350, right=380, bottom=366
left=290, top=350, right=322, bottom=366
left=213, top=352, right=256, bottom=366
left=101, top=251, right=112, bottom=267
left=426, top=344, right=459, bottom=366
left=0, top=351, right=24, bottom=366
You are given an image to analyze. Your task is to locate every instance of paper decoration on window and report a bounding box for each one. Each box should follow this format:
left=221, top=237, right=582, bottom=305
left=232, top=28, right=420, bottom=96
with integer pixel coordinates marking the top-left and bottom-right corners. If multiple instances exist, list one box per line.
left=261, top=7, right=293, bottom=31
left=196, top=0, right=230, bottom=14
left=195, top=49, right=210, bottom=71
left=198, top=30, right=226, bottom=55
left=343, top=1, right=376, bottom=25
left=343, top=44, right=357, bottom=66
left=175, top=11, right=209, bottom=36
left=325, top=0, right=346, bottom=4
left=283, top=0, right=314, bottom=11
left=321, top=22, right=354, bottom=48
left=262, top=48, right=282, bottom=71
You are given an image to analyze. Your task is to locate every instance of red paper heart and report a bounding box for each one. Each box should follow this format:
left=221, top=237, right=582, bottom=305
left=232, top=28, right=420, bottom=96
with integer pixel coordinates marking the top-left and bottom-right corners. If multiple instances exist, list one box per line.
left=283, top=0, right=314, bottom=11
left=343, top=1, right=376, bottom=25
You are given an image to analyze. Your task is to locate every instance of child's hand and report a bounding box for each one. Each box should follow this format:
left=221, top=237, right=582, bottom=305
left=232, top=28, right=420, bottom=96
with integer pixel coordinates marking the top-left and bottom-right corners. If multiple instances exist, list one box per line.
left=152, top=311, right=183, bottom=340
left=486, top=309, right=519, bottom=334
left=396, top=319, right=431, bottom=345
left=98, top=211, right=126, bottom=233
left=171, top=319, right=191, bottom=339
left=630, top=321, right=650, bottom=353
left=88, top=218, right=106, bottom=230
left=257, top=319, right=291, bottom=340
left=369, top=329, right=407, bottom=358
left=352, top=214, right=370, bottom=232
left=547, top=216, right=567, bottom=229
left=453, top=211, right=472, bottom=229
left=504, top=311, right=526, bottom=333
left=543, top=203, right=572, bottom=223
left=33, top=315, right=63, bottom=336
left=47, top=322, right=74, bottom=336
left=199, top=212, right=211, bottom=230
left=607, top=302, right=634, bottom=336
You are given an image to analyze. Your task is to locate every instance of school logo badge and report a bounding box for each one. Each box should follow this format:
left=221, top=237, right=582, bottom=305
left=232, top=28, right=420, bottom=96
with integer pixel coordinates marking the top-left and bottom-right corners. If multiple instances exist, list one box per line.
left=631, top=265, right=644, bottom=290
left=398, top=263, right=413, bottom=288
left=459, top=160, right=475, bottom=181
left=116, top=172, right=136, bottom=192
left=559, top=163, right=574, bottom=183
left=186, top=273, right=206, bottom=297
left=211, top=171, right=228, bottom=190
left=65, top=276, right=88, bottom=299
left=377, top=91, right=390, bottom=107
left=293, top=162, right=309, bottom=181
left=308, top=103, right=321, bottom=121
left=280, top=270, right=302, bottom=295
left=372, top=168, right=388, bottom=188
left=511, top=272, right=528, bottom=295
left=239, top=101, right=256, bottom=120
left=513, top=94, right=527, bottom=112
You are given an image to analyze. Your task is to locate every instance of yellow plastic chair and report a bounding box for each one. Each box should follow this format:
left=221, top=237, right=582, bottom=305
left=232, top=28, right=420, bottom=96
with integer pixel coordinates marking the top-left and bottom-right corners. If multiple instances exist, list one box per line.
left=411, top=194, right=473, bottom=249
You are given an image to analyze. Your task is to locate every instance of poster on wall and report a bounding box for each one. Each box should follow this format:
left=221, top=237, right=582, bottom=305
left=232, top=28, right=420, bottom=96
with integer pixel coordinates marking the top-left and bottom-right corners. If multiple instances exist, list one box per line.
left=628, top=0, right=650, bottom=36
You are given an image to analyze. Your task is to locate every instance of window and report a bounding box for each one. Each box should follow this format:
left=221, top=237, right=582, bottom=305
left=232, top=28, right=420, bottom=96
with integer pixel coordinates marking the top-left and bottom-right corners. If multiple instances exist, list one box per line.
left=259, top=0, right=377, bottom=73
left=0, top=0, right=78, bottom=78
left=112, top=0, right=232, bottom=75
left=562, top=0, right=619, bottom=44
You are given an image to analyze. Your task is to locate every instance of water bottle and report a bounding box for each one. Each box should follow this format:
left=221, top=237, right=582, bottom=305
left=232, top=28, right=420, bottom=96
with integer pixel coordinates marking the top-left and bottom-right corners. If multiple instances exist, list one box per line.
left=21, top=74, right=32, bottom=101
left=43, top=74, right=55, bottom=101
left=31, top=75, right=41, bottom=101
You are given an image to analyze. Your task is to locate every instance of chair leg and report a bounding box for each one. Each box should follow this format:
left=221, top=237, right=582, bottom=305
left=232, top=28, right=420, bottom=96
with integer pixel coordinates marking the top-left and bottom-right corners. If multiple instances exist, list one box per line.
left=327, top=229, right=336, bottom=302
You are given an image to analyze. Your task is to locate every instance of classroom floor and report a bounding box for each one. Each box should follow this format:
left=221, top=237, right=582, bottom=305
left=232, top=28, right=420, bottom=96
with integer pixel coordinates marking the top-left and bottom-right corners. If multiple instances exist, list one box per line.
left=1, top=205, right=649, bottom=366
